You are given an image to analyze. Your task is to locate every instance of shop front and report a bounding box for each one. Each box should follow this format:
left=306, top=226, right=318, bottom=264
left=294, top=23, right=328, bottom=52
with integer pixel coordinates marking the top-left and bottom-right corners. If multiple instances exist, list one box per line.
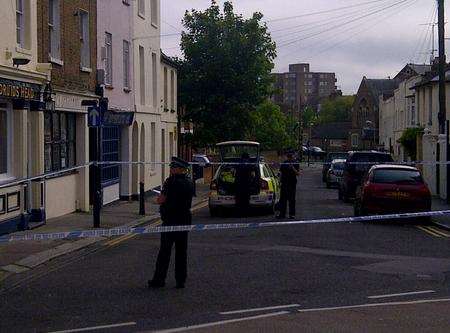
left=0, top=75, right=45, bottom=234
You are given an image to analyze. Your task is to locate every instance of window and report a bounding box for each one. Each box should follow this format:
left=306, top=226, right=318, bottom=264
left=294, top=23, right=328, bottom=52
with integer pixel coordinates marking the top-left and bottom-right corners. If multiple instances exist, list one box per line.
left=411, top=97, right=416, bottom=125
left=0, top=106, right=11, bottom=176
left=44, top=112, right=76, bottom=172
left=101, top=126, right=120, bottom=185
left=151, top=0, right=158, bottom=25
left=138, top=0, right=145, bottom=17
left=151, top=122, right=156, bottom=170
left=49, top=0, right=61, bottom=60
left=351, top=134, right=359, bottom=147
left=104, top=32, right=113, bottom=85
left=170, top=70, right=175, bottom=110
left=139, top=46, right=145, bottom=105
left=163, top=67, right=168, bottom=110
left=428, top=87, right=432, bottom=125
left=79, top=10, right=90, bottom=69
left=123, top=40, right=130, bottom=89
left=169, top=132, right=174, bottom=158
left=16, top=0, right=25, bottom=47
left=152, top=52, right=157, bottom=107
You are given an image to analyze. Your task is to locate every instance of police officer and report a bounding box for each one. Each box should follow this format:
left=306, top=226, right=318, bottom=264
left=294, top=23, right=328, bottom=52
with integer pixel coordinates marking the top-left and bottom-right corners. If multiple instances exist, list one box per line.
left=149, top=157, right=194, bottom=289
left=277, top=151, right=300, bottom=219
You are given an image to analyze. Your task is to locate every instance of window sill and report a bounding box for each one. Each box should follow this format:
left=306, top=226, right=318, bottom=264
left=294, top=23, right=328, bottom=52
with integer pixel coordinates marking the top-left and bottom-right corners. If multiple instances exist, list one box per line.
left=149, top=171, right=157, bottom=176
left=0, top=176, right=17, bottom=186
left=49, top=56, right=64, bottom=66
left=105, top=85, right=114, bottom=90
left=45, top=169, right=78, bottom=181
left=138, top=12, right=145, bottom=20
left=123, top=87, right=131, bottom=93
left=151, top=22, right=158, bottom=29
left=122, top=0, right=130, bottom=6
left=80, top=66, right=92, bottom=73
left=15, top=46, right=32, bottom=56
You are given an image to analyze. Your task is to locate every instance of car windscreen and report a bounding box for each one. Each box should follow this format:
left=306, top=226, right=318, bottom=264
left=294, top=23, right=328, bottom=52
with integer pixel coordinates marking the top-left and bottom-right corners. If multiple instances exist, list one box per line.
left=372, top=169, right=423, bottom=184
left=348, top=153, right=393, bottom=172
left=327, top=153, right=348, bottom=162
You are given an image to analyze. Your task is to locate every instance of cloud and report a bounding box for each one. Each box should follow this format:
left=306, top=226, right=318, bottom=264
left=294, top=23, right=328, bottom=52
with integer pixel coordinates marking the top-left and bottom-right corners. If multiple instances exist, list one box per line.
left=162, top=0, right=449, bottom=94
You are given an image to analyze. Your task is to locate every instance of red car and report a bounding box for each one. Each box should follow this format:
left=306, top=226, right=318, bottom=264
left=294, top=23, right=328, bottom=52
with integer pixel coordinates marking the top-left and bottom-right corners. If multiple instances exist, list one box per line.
left=354, top=165, right=431, bottom=217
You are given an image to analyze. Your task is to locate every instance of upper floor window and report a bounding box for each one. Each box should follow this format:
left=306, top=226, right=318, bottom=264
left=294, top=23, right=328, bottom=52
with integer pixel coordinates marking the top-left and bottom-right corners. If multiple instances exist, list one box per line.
left=151, top=0, right=158, bottom=25
left=139, top=46, right=145, bottom=105
left=138, top=0, right=145, bottom=17
left=16, top=0, right=28, bottom=48
left=105, top=32, right=113, bottom=85
left=170, top=70, right=175, bottom=110
left=49, top=0, right=61, bottom=61
left=123, top=40, right=130, bottom=90
left=152, top=52, right=157, bottom=107
left=79, top=10, right=90, bottom=69
left=163, top=67, right=168, bottom=110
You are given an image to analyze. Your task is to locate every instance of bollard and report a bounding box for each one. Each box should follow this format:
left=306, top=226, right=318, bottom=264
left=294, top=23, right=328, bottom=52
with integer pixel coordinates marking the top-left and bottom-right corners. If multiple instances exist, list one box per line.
left=139, top=182, right=145, bottom=215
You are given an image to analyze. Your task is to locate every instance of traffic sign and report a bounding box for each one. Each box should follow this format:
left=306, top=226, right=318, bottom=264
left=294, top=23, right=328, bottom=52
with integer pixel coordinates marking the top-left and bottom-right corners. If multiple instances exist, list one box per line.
left=88, top=106, right=102, bottom=127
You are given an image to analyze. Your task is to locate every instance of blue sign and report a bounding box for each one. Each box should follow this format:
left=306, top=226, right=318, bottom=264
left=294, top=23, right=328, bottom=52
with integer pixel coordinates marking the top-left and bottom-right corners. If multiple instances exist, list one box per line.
left=88, top=106, right=102, bottom=127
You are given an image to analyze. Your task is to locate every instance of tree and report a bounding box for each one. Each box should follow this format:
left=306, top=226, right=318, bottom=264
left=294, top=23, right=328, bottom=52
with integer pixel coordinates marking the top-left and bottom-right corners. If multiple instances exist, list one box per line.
left=317, top=95, right=355, bottom=124
left=249, top=101, right=297, bottom=151
left=399, top=127, right=423, bottom=160
left=178, top=1, right=276, bottom=147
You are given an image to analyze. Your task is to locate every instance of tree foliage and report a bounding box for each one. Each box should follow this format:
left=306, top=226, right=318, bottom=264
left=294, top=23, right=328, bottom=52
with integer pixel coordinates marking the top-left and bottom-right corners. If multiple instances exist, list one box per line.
left=399, top=127, right=423, bottom=160
left=249, top=101, right=297, bottom=151
left=317, top=95, right=355, bottom=124
left=177, top=1, right=276, bottom=147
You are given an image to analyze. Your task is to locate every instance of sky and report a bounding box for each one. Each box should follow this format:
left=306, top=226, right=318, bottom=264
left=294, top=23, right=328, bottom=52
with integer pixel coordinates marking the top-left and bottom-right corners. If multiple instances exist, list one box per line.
left=161, top=0, right=450, bottom=94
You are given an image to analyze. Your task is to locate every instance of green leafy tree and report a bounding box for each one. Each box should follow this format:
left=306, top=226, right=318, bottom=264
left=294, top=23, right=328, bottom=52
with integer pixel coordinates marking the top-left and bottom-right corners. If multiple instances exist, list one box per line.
left=399, top=127, right=423, bottom=160
left=177, top=1, right=276, bottom=147
left=302, top=107, right=318, bottom=127
left=317, top=95, right=355, bottom=124
left=249, top=101, right=297, bottom=151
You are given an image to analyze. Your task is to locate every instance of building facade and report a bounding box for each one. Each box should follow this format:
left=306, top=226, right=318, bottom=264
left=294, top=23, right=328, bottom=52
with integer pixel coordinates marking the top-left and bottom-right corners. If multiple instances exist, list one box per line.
left=0, top=0, right=51, bottom=233
left=272, top=63, right=338, bottom=114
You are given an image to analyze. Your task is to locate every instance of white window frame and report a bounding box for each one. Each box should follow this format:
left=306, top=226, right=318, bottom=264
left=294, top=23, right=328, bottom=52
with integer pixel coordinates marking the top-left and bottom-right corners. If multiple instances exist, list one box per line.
left=0, top=102, right=13, bottom=181
left=16, top=0, right=25, bottom=47
left=123, top=40, right=130, bottom=90
left=150, top=0, right=158, bottom=26
left=151, top=122, right=156, bottom=170
left=138, top=0, right=145, bottom=18
left=105, top=32, right=113, bottom=86
left=49, top=0, right=61, bottom=62
left=139, top=46, right=145, bottom=105
left=152, top=52, right=157, bottom=108
left=79, top=10, right=91, bottom=70
left=170, top=70, right=175, bottom=110
left=163, top=66, right=168, bottom=110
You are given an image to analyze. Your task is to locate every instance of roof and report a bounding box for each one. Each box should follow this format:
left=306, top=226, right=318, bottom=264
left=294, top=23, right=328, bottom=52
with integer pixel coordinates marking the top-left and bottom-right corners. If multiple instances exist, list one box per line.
left=370, top=164, right=418, bottom=171
left=160, top=51, right=179, bottom=69
left=311, top=122, right=351, bottom=140
left=216, top=141, right=260, bottom=146
left=364, top=78, right=398, bottom=100
left=408, top=63, right=432, bottom=75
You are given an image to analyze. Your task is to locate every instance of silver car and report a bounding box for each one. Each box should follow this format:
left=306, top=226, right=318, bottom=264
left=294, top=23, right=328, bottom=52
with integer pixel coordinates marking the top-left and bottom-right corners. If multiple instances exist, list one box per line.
left=326, top=159, right=346, bottom=188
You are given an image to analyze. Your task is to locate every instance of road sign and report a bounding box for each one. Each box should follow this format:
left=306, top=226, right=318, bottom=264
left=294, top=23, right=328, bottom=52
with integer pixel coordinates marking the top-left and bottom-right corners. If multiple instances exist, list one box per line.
left=88, top=106, right=102, bottom=127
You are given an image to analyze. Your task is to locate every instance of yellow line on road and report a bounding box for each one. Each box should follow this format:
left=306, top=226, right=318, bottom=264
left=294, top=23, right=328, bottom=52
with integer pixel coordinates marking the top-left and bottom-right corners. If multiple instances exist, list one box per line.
left=416, top=226, right=443, bottom=238
left=426, top=226, right=450, bottom=238
left=105, top=219, right=162, bottom=247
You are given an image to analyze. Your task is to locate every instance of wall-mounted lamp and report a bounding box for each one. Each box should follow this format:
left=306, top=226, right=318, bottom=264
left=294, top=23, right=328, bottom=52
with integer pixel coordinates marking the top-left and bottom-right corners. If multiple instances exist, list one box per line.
left=12, top=57, right=30, bottom=68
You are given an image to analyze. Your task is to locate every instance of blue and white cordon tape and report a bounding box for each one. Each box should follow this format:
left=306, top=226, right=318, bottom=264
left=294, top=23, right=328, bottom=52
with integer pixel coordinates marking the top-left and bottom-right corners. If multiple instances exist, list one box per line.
left=1, top=210, right=449, bottom=244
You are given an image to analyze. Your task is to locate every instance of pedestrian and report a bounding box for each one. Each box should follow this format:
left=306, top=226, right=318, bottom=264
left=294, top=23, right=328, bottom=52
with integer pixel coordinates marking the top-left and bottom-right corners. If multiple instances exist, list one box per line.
left=234, top=152, right=252, bottom=216
left=277, top=151, right=300, bottom=219
left=148, top=157, right=194, bottom=289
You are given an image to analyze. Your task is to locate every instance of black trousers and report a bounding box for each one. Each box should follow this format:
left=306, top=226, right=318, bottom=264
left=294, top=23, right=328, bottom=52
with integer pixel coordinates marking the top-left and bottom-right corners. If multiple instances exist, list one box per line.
left=152, top=231, right=188, bottom=284
left=279, top=183, right=297, bottom=217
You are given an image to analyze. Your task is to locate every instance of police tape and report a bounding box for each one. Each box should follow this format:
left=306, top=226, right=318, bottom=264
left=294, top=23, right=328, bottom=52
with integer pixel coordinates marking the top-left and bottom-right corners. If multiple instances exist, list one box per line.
left=1, top=210, right=449, bottom=244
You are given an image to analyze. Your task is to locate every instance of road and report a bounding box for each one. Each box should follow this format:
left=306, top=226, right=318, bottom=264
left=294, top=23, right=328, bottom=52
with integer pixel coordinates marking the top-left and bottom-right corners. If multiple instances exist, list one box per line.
left=0, top=168, right=449, bottom=332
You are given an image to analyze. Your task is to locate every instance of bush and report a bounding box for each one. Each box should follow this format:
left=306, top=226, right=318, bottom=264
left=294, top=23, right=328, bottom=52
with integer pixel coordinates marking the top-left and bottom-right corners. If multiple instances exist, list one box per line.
left=398, top=127, right=423, bottom=160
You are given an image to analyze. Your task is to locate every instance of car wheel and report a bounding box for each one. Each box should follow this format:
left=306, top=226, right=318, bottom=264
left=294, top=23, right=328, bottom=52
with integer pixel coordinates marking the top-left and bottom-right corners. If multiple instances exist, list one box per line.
left=209, top=207, right=220, bottom=217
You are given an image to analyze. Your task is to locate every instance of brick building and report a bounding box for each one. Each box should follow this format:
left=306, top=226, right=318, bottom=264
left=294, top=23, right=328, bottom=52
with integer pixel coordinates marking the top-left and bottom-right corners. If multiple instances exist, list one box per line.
left=36, top=0, right=98, bottom=219
left=272, top=63, right=338, bottom=115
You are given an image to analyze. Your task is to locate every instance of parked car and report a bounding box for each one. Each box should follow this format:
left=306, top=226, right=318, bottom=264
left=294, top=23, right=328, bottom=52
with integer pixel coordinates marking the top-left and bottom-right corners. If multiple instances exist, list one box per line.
left=339, top=151, right=394, bottom=202
left=326, top=159, right=346, bottom=188
left=354, top=165, right=431, bottom=217
left=208, top=141, right=280, bottom=216
left=322, top=151, right=350, bottom=182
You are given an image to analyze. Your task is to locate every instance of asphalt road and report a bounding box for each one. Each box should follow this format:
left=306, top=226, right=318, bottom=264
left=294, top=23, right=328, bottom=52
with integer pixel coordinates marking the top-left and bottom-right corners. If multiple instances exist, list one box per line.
left=0, top=168, right=449, bottom=333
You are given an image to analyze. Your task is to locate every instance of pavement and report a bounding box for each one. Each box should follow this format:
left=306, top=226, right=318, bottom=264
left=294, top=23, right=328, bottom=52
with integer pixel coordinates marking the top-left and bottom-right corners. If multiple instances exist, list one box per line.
left=0, top=183, right=210, bottom=283
left=0, top=168, right=449, bottom=332
left=431, top=197, right=450, bottom=231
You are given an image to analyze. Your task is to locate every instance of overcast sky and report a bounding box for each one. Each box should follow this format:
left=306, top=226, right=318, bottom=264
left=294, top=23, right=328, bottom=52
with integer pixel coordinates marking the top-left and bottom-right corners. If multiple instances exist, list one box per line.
left=161, top=0, right=449, bottom=94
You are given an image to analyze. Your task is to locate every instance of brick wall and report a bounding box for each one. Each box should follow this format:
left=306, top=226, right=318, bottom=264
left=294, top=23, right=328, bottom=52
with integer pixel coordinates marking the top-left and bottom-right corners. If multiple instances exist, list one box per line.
left=37, top=0, right=97, bottom=93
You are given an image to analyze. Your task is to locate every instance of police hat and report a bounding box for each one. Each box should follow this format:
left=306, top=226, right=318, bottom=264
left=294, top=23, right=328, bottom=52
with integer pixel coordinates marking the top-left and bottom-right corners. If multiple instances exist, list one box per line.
left=169, top=156, right=189, bottom=169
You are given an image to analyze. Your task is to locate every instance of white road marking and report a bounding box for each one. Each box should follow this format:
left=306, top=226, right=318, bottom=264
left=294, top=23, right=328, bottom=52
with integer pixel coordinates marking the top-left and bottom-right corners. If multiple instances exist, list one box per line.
left=220, top=303, right=300, bottom=315
left=49, top=321, right=137, bottom=333
left=367, top=290, right=436, bottom=299
left=296, top=297, right=450, bottom=313
left=155, top=311, right=290, bottom=333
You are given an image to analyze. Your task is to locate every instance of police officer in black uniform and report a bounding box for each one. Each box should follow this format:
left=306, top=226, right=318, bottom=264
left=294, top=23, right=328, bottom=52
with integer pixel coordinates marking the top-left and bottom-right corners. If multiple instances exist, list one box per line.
left=277, top=151, right=300, bottom=219
left=149, top=157, right=194, bottom=289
